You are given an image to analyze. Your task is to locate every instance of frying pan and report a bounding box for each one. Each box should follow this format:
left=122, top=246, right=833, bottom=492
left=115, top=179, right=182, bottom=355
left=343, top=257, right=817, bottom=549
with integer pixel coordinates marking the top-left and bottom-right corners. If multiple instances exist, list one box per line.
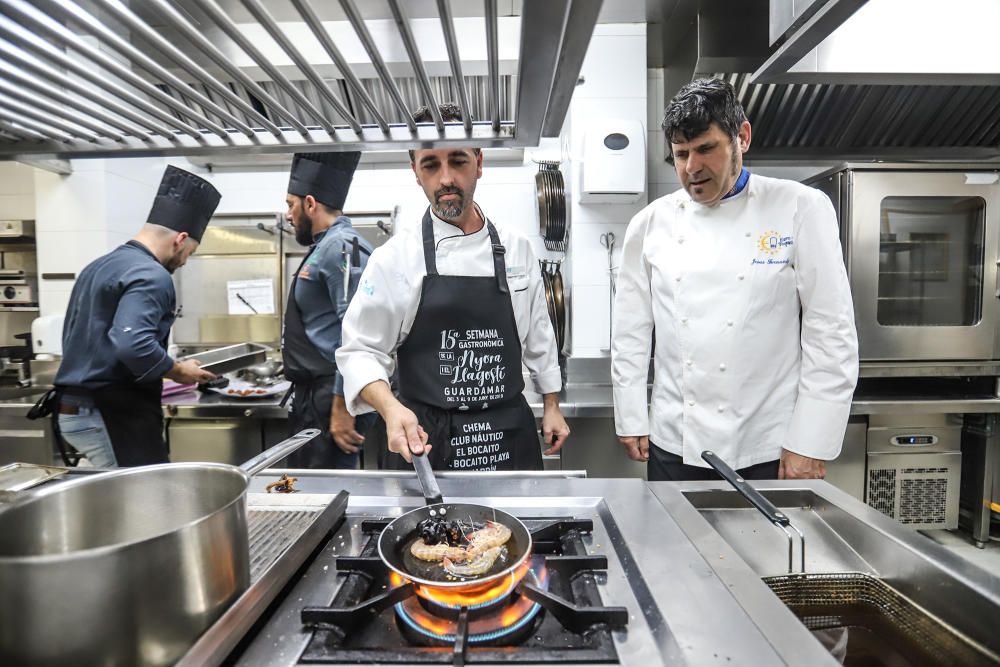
left=377, top=454, right=532, bottom=592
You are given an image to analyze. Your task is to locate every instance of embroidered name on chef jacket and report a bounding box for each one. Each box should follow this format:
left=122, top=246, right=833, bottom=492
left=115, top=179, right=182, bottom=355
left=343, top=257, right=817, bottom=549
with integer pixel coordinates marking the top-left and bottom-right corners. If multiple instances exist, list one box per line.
left=752, top=230, right=793, bottom=266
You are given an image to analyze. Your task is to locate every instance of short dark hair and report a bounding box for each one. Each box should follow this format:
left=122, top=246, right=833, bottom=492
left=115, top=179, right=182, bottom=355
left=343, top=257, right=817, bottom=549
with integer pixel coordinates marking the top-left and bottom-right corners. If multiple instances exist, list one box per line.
left=408, top=102, right=482, bottom=161
left=661, top=78, right=747, bottom=164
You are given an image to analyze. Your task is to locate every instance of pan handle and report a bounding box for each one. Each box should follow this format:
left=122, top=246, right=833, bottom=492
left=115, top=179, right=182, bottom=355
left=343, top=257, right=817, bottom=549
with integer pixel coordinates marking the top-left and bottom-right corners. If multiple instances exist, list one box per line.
left=412, top=453, right=443, bottom=505
left=701, top=450, right=789, bottom=527
left=240, top=429, right=321, bottom=476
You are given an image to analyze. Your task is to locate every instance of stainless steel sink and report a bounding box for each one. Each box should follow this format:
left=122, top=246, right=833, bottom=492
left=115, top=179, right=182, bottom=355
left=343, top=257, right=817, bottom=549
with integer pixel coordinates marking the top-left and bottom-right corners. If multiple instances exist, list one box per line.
left=648, top=481, right=1000, bottom=662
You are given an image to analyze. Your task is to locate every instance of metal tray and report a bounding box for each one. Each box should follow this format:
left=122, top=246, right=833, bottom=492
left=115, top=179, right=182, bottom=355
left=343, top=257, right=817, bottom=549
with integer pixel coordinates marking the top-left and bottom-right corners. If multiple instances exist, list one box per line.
left=181, top=342, right=270, bottom=375
left=0, top=462, right=69, bottom=492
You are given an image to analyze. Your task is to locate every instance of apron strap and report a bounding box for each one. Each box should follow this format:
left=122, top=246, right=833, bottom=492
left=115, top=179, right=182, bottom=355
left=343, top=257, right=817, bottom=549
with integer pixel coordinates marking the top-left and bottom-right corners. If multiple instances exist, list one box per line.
left=485, top=219, right=510, bottom=295
left=421, top=209, right=438, bottom=276
left=420, top=207, right=510, bottom=294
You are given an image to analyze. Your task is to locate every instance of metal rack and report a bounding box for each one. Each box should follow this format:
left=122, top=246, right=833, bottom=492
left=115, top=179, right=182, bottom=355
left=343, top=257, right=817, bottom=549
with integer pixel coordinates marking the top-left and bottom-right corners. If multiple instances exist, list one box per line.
left=0, top=0, right=602, bottom=159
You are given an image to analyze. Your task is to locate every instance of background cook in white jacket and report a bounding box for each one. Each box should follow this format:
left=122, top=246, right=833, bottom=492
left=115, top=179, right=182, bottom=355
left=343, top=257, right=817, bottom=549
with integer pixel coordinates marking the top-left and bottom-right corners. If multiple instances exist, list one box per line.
left=612, top=78, right=859, bottom=481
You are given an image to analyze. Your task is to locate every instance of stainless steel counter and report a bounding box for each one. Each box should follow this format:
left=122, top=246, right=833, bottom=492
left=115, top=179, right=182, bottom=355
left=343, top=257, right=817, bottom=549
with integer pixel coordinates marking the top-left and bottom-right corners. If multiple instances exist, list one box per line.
left=163, top=388, right=289, bottom=420
left=235, top=473, right=841, bottom=666
left=649, top=480, right=1000, bottom=661
left=162, top=382, right=1000, bottom=421
left=525, top=385, right=1000, bottom=417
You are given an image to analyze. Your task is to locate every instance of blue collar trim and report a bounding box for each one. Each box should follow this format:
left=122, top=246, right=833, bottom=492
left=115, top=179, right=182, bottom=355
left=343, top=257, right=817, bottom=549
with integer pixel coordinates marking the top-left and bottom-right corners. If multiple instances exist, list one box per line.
left=722, top=167, right=750, bottom=200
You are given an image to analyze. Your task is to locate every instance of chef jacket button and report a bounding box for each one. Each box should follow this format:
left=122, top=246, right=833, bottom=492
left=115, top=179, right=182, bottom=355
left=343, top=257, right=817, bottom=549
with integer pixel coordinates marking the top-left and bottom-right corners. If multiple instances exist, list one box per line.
left=717, top=405, right=724, bottom=413
left=675, top=275, right=682, bottom=282
left=719, top=363, right=727, bottom=371
left=681, top=317, right=688, bottom=325
left=737, top=274, right=745, bottom=280
left=677, top=236, right=685, bottom=244
left=745, top=231, right=751, bottom=237
left=686, top=359, right=693, bottom=366
left=727, top=320, right=734, bottom=327
left=688, top=399, right=695, bottom=407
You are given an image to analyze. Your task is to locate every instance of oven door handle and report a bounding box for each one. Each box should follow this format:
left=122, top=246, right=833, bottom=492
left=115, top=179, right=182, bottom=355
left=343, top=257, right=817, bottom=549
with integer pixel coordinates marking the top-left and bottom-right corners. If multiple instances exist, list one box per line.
left=996, top=259, right=1000, bottom=298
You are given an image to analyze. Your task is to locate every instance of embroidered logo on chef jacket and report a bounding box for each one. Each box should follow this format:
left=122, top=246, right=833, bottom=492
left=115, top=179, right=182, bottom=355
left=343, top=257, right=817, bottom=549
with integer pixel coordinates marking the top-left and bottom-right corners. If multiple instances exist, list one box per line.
left=298, top=253, right=320, bottom=280
left=505, top=265, right=526, bottom=279
left=752, top=230, right=793, bottom=266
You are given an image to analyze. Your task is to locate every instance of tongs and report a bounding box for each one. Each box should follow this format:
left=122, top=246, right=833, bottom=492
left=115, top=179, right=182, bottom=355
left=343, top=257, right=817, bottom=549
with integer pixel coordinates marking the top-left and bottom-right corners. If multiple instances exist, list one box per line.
left=702, top=450, right=805, bottom=574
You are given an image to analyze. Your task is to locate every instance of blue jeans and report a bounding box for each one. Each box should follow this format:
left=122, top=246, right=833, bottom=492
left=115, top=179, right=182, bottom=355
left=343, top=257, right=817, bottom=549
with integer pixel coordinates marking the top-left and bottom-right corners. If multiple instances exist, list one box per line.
left=58, top=398, right=118, bottom=468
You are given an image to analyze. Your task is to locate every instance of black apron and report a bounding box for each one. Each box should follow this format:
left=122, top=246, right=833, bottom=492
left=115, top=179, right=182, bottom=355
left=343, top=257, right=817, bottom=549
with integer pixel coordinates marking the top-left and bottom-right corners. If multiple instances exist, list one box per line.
left=93, top=382, right=167, bottom=466
left=382, top=209, right=541, bottom=471
left=283, top=244, right=349, bottom=468
left=284, top=244, right=337, bottom=384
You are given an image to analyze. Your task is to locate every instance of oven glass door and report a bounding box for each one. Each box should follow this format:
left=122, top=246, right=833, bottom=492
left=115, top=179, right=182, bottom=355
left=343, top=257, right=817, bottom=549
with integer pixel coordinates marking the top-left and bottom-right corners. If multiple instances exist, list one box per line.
left=851, top=171, right=999, bottom=360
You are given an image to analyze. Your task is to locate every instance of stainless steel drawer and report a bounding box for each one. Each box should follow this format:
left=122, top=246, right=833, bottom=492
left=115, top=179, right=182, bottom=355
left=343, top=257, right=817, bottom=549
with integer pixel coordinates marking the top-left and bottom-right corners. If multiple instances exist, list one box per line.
left=168, top=419, right=262, bottom=465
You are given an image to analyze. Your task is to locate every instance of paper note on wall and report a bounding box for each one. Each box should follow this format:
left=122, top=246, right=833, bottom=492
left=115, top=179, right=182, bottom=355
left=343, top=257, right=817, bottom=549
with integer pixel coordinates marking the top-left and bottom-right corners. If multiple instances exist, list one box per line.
left=226, top=279, right=275, bottom=315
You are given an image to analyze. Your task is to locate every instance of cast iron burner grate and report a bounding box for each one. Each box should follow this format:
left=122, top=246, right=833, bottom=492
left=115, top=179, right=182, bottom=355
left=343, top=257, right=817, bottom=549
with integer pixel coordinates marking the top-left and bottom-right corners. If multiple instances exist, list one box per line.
left=299, top=518, right=628, bottom=665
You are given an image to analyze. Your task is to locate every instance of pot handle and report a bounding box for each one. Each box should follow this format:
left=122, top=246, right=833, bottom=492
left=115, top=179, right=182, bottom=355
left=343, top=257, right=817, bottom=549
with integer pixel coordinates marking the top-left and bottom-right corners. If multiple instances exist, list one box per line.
left=701, top=450, right=789, bottom=526
left=240, top=429, right=321, bottom=476
left=412, top=453, right=443, bottom=505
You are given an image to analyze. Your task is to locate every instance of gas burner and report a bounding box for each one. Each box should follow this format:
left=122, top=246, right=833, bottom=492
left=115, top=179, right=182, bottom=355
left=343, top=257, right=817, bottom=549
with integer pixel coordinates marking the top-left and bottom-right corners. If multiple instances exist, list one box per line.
left=394, top=557, right=548, bottom=646
left=298, top=518, right=629, bottom=665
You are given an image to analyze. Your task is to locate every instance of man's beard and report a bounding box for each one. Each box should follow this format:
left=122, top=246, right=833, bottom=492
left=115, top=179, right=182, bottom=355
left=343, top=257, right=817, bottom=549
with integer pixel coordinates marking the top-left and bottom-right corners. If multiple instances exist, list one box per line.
left=164, top=251, right=184, bottom=274
left=432, top=186, right=467, bottom=220
left=293, top=211, right=314, bottom=246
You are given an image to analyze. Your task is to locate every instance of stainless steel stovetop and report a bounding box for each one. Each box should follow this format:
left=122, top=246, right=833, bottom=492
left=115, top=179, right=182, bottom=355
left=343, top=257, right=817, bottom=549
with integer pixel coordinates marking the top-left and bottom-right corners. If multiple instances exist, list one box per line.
left=224, top=472, right=842, bottom=667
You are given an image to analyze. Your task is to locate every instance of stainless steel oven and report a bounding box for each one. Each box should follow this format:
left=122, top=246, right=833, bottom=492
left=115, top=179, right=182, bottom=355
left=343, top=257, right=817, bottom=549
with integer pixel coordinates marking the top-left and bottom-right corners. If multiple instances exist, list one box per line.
left=808, top=164, right=1000, bottom=361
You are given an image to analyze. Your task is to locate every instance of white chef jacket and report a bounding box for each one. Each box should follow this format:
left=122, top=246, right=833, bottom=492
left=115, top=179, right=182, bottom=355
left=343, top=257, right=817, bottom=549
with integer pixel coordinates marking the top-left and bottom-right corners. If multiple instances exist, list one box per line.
left=611, top=174, right=859, bottom=469
left=337, top=208, right=562, bottom=416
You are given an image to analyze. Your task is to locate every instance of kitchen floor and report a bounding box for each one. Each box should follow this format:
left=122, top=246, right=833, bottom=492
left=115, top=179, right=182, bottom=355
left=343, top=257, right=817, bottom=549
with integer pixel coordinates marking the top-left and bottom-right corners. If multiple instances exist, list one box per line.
left=922, top=527, right=1000, bottom=572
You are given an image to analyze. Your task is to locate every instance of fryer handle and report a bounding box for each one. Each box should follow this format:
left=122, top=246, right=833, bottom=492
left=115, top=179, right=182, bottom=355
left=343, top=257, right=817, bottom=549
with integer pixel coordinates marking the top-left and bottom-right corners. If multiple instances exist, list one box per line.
left=412, top=453, right=443, bottom=505
left=701, top=450, right=790, bottom=527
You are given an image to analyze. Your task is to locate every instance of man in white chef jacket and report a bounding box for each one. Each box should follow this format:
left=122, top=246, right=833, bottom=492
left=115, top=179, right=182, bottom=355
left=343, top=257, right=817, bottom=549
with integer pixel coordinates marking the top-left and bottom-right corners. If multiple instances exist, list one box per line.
left=336, top=103, right=570, bottom=470
left=612, top=78, right=859, bottom=481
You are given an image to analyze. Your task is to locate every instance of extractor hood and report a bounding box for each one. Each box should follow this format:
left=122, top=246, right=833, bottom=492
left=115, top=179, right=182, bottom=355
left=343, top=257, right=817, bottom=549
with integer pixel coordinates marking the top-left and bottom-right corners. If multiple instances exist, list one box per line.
left=0, top=0, right=602, bottom=159
left=655, top=0, right=1000, bottom=161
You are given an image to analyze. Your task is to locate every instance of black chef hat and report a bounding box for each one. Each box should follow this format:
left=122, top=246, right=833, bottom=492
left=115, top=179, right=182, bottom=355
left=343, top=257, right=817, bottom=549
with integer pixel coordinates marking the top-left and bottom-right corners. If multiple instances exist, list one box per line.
left=146, top=165, right=221, bottom=243
left=287, top=151, right=361, bottom=210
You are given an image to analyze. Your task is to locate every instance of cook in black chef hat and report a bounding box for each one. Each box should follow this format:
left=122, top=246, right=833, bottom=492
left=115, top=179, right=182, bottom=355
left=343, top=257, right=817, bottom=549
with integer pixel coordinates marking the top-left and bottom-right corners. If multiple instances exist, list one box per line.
left=286, top=151, right=361, bottom=246
left=144, top=164, right=221, bottom=272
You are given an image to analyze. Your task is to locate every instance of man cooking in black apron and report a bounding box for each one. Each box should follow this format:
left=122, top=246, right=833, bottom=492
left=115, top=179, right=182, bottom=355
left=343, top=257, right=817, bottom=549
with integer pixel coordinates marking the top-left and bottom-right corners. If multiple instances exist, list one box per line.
left=336, top=103, right=570, bottom=470
left=54, top=165, right=220, bottom=466
left=283, top=152, right=375, bottom=468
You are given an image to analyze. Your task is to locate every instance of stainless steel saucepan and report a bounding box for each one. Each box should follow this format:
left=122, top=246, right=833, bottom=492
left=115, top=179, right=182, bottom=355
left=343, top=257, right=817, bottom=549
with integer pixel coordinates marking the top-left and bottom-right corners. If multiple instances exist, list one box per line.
left=0, top=428, right=320, bottom=667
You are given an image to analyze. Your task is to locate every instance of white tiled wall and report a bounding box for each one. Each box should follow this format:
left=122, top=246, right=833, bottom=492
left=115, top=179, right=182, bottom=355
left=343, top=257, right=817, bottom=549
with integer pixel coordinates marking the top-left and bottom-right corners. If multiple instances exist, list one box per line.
left=34, top=157, right=166, bottom=317
left=566, top=23, right=647, bottom=357
left=0, top=162, right=37, bottom=220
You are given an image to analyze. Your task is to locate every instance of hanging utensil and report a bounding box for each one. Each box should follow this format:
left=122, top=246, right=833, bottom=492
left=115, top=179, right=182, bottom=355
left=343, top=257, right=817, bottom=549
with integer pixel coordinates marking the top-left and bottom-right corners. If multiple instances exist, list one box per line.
left=600, top=232, right=616, bottom=347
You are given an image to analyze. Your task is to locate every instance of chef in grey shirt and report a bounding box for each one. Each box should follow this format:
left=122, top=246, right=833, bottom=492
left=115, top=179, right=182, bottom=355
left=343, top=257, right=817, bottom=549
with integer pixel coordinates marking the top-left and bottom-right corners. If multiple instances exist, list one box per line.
left=283, top=152, right=375, bottom=468
left=54, top=165, right=220, bottom=466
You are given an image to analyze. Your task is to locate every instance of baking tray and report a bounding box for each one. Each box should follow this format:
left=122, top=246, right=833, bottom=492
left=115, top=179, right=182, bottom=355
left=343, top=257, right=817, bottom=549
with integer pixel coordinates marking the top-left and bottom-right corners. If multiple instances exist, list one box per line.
left=181, top=342, right=270, bottom=375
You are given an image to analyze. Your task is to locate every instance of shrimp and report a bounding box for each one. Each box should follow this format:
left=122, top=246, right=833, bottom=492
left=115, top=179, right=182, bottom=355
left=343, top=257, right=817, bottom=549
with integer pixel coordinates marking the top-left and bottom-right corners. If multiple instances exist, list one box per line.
left=409, top=539, right=469, bottom=562
left=465, top=521, right=512, bottom=553
left=443, top=546, right=505, bottom=576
